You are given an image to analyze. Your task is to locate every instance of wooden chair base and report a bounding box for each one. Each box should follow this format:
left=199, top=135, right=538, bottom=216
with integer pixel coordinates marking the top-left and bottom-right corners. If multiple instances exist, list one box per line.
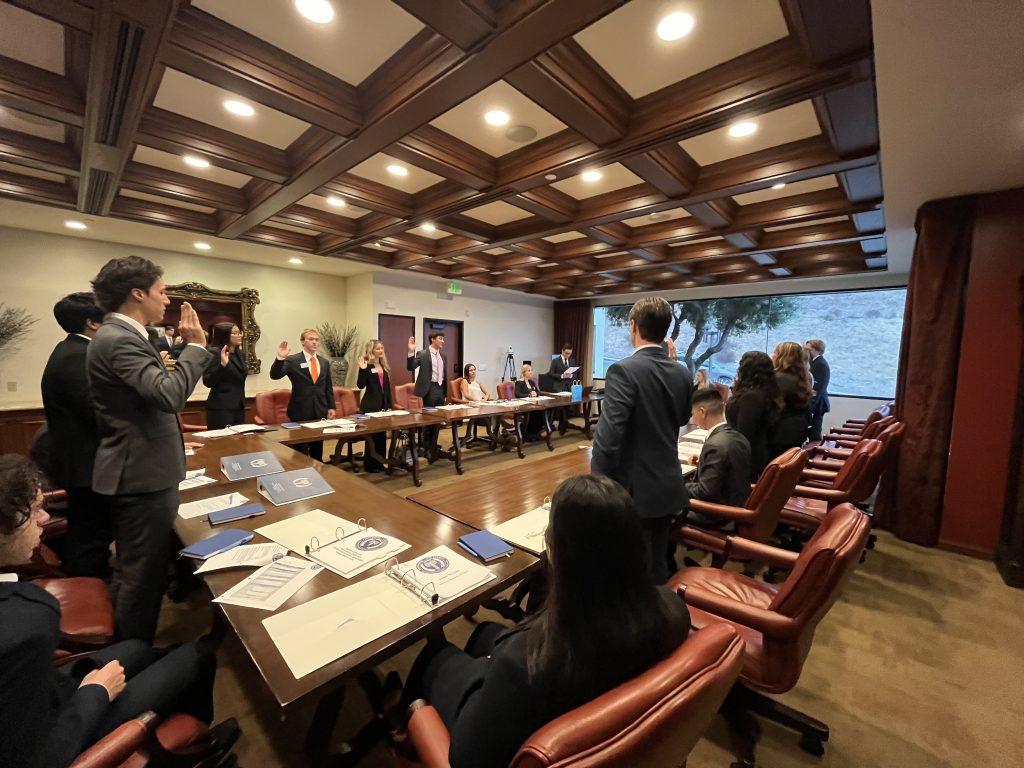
left=723, top=683, right=829, bottom=767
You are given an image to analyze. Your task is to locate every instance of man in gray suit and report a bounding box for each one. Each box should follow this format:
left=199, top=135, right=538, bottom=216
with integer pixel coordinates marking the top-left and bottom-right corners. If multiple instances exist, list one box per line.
left=407, top=332, right=447, bottom=458
left=592, top=297, right=693, bottom=582
left=88, top=256, right=211, bottom=641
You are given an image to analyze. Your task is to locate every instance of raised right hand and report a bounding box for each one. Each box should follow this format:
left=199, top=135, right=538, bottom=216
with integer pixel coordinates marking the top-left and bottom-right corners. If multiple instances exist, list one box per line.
left=219, top=345, right=230, bottom=367
left=407, top=336, right=416, bottom=353
left=357, top=354, right=368, bottom=369
left=80, top=660, right=126, bottom=702
left=277, top=340, right=290, bottom=359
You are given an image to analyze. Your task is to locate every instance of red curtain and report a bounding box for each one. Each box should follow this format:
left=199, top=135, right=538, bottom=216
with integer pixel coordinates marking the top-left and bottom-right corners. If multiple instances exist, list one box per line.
left=874, top=196, right=977, bottom=545
left=553, top=300, right=591, bottom=378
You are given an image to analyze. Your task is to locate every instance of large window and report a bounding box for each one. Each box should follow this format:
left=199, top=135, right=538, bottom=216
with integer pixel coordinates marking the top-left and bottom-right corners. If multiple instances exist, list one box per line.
left=592, top=288, right=906, bottom=399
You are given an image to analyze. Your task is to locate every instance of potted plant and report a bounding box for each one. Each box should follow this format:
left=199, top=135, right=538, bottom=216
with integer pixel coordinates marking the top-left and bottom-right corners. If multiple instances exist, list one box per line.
left=0, top=304, right=35, bottom=357
left=317, top=323, right=358, bottom=385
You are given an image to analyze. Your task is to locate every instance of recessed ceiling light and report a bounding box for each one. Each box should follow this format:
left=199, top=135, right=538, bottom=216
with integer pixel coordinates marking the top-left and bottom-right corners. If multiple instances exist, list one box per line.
left=373, top=241, right=381, bottom=247
left=223, top=99, right=255, bottom=117
left=193, top=241, right=211, bottom=251
left=421, top=222, right=436, bottom=232
left=771, top=182, right=787, bottom=190
left=64, top=220, right=87, bottom=230
left=727, top=121, right=758, bottom=138
left=326, top=195, right=346, bottom=207
left=484, top=109, right=510, bottom=126
left=289, top=257, right=304, bottom=265
left=386, top=164, right=408, bottom=177
left=656, top=11, right=695, bottom=41
left=544, top=173, right=557, bottom=181
left=581, top=170, right=603, bottom=183
left=648, top=211, right=670, bottom=222
left=294, top=0, right=334, bottom=24
left=183, top=155, right=210, bottom=169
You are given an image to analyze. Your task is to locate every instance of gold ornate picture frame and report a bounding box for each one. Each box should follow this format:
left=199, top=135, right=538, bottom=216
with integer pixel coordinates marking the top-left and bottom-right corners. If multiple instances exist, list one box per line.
left=166, top=282, right=262, bottom=374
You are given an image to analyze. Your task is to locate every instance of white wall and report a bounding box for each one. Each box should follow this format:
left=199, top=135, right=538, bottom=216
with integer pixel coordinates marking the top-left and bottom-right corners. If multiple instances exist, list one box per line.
left=823, top=396, right=891, bottom=434
left=370, top=271, right=554, bottom=388
left=0, top=227, right=348, bottom=408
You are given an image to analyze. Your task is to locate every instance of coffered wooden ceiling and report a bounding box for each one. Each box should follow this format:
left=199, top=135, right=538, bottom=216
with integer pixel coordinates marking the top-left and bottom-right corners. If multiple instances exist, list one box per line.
left=0, top=0, right=885, bottom=298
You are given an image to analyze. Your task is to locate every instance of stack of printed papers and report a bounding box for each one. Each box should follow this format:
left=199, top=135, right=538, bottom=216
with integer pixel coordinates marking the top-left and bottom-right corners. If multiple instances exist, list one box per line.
left=490, top=506, right=550, bottom=555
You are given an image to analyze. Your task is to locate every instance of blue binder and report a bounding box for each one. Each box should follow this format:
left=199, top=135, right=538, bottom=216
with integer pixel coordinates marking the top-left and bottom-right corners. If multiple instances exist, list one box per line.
left=179, top=529, right=253, bottom=560
left=257, top=468, right=334, bottom=506
left=220, top=450, right=284, bottom=481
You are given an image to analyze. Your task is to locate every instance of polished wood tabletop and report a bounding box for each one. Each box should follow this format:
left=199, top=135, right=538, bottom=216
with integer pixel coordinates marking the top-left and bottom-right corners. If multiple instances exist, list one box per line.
left=178, top=434, right=538, bottom=708
left=257, top=410, right=449, bottom=446
left=407, top=447, right=593, bottom=532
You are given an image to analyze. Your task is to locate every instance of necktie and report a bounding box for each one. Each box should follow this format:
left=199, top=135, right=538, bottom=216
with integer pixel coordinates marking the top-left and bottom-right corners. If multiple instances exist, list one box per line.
left=309, top=356, right=319, bottom=383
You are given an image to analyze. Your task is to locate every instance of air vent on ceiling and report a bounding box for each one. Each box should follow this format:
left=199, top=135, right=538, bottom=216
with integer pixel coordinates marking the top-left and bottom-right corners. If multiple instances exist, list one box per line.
left=98, top=22, right=144, bottom=146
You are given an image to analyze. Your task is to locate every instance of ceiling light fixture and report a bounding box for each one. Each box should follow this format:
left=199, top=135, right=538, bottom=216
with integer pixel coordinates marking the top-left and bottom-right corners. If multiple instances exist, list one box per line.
left=727, top=121, right=758, bottom=138
left=223, top=99, right=255, bottom=117
left=544, top=173, right=557, bottom=181
left=581, top=170, right=603, bottom=183
left=421, top=223, right=437, bottom=232
left=326, top=195, right=346, bottom=207
left=656, top=11, right=695, bottom=41
left=484, top=109, right=510, bottom=126
left=289, top=257, right=304, bottom=265
left=64, top=220, right=87, bottom=230
left=771, top=182, right=787, bottom=190
left=294, top=0, right=334, bottom=24
left=505, top=124, right=538, bottom=143
left=386, top=164, right=408, bottom=177
left=193, top=241, right=211, bottom=251
left=183, top=155, right=210, bottom=169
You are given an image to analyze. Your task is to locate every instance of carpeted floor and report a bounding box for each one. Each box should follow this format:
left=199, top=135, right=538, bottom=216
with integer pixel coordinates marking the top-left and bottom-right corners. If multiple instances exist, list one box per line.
left=158, top=431, right=1024, bottom=767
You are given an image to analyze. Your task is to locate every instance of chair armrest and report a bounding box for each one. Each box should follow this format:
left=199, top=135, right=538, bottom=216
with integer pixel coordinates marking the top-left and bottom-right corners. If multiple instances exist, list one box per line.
left=833, top=426, right=862, bottom=435
left=844, top=419, right=867, bottom=426
left=721, top=536, right=800, bottom=569
left=688, top=499, right=758, bottom=524
left=819, top=446, right=853, bottom=459
left=680, top=585, right=798, bottom=639
left=791, top=485, right=848, bottom=502
left=808, top=458, right=845, bottom=471
left=70, top=712, right=157, bottom=768
left=179, top=422, right=207, bottom=433
left=801, top=468, right=838, bottom=483
left=834, top=439, right=858, bottom=449
left=407, top=701, right=451, bottom=768
left=43, top=489, right=68, bottom=507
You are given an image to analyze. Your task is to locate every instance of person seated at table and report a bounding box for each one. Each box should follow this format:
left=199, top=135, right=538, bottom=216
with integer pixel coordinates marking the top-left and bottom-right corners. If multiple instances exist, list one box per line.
left=357, top=339, right=392, bottom=473
left=515, top=363, right=543, bottom=441
left=0, top=455, right=218, bottom=768
left=459, top=364, right=490, bottom=402
left=397, top=473, right=690, bottom=768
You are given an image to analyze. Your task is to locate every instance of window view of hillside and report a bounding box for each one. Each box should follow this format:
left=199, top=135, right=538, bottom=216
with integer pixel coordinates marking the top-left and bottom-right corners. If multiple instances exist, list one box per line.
left=592, top=288, right=906, bottom=398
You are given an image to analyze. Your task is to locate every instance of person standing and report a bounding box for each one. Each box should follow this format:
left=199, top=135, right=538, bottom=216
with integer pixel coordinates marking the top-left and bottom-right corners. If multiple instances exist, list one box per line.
left=87, top=256, right=211, bottom=642
left=407, top=333, right=447, bottom=458
left=725, top=351, right=780, bottom=482
left=156, top=325, right=175, bottom=354
left=270, top=328, right=335, bottom=462
left=591, top=297, right=693, bottom=583
left=769, top=341, right=813, bottom=458
left=40, top=292, right=110, bottom=578
left=356, top=339, right=392, bottom=473
left=202, top=323, right=247, bottom=429
left=546, top=343, right=577, bottom=430
left=805, top=339, right=831, bottom=441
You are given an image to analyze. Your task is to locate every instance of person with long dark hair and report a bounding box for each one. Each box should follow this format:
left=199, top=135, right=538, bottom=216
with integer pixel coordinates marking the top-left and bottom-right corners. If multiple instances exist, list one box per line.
left=202, top=322, right=247, bottom=429
left=357, top=339, right=392, bottom=473
left=768, top=341, right=813, bottom=459
left=726, top=351, right=781, bottom=480
left=399, top=474, right=690, bottom=768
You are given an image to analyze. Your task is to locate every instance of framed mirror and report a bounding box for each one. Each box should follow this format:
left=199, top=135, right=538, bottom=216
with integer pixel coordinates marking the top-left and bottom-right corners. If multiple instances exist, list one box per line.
left=164, top=282, right=262, bottom=374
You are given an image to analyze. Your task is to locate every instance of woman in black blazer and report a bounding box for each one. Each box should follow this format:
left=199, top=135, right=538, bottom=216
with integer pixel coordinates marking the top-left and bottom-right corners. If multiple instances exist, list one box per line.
left=768, top=341, right=813, bottom=459
left=399, top=474, right=691, bottom=768
left=0, top=456, right=217, bottom=768
left=725, top=351, right=781, bottom=481
left=514, top=363, right=543, bottom=441
left=356, top=339, right=392, bottom=473
left=203, top=322, right=247, bottom=429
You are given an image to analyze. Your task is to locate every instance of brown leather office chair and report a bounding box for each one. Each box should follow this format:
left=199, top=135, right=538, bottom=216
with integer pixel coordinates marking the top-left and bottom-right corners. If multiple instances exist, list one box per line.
left=672, top=448, right=808, bottom=566
left=333, top=386, right=360, bottom=416
left=405, top=623, right=744, bottom=768
left=253, top=389, right=291, bottom=424
left=394, top=383, right=424, bottom=411
left=781, top=439, right=883, bottom=532
left=497, top=380, right=516, bottom=400
left=841, top=401, right=893, bottom=428
left=667, top=503, right=871, bottom=765
left=826, top=413, right=892, bottom=442
left=810, top=421, right=904, bottom=471
left=447, top=377, right=468, bottom=405
left=35, top=577, right=116, bottom=653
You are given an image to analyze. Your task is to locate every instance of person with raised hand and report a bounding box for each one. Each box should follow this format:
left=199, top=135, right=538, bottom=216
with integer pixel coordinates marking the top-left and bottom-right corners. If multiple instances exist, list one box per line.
left=357, top=339, right=393, bottom=472
left=203, top=322, right=247, bottom=429
left=270, top=328, right=336, bottom=461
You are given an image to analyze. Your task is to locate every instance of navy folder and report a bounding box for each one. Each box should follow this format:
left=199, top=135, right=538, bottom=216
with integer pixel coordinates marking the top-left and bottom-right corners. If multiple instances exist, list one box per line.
left=220, top=450, right=284, bottom=481
left=179, top=529, right=253, bottom=560
left=458, top=530, right=513, bottom=562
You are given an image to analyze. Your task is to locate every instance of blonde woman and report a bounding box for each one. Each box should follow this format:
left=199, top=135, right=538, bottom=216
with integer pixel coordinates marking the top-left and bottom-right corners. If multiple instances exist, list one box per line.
left=357, top=339, right=392, bottom=472
left=694, top=368, right=711, bottom=389
left=515, top=363, right=543, bottom=440
left=768, top=341, right=813, bottom=457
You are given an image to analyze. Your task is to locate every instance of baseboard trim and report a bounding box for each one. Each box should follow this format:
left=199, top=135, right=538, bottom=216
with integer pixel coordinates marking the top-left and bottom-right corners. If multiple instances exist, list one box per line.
left=937, top=539, right=995, bottom=560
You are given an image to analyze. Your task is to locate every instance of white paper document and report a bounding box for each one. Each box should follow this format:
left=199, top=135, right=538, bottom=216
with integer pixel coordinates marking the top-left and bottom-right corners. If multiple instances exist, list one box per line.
left=323, top=425, right=358, bottom=435
left=192, top=424, right=267, bottom=438
left=435, top=403, right=476, bottom=411
left=490, top=505, right=550, bottom=555
left=534, top=396, right=555, bottom=402
left=363, top=409, right=409, bottom=417
left=256, top=509, right=361, bottom=555
left=680, top=462, right=698, bottom=477
left=191, top=428, right=235, bottom=438
left=195, top=543, right=287, bottom=574
left=563, top=366, right=580, bottom=376
left=388, top=546, right=496, bottom=603
left=305, top=527, right=410, bottom=578
left=179, top=469, right=218, bottom=491
left=213, top=555, right=321, bottom=610
left=553, top=391, right=572, bottom=397
left=300, top=418, right=355, bottom=429
left=228, top=424, right=266, bottom=434
left=178, top=491, right=249, bottom=520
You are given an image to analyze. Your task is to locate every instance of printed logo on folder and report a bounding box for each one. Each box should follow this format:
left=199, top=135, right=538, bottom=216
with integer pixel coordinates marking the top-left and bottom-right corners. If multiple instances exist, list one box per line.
left=221, top=451, right=285, bottom=481
left=257, top=468, right=334, bottom=506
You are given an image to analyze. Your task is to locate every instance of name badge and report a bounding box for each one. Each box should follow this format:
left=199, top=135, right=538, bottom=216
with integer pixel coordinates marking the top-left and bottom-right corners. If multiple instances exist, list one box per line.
left=300, top=362, right=309, bottom=369
left=368, top=366, right=376, bottom=373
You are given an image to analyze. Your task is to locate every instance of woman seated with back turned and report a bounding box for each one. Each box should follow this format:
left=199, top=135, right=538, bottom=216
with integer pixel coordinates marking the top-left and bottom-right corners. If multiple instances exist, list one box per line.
left=768, top=341, right=813, bottom=459
left=399, top=473, right=691, bottom=768
left=515, top=362, right=543, bottom=440
left=0, top=455, right=217, bottom=768
left=357, top=339, right=392, bottom=473
left=726, top=351, right=782, bottom=481
left=459, top=363, right=491, bottom=402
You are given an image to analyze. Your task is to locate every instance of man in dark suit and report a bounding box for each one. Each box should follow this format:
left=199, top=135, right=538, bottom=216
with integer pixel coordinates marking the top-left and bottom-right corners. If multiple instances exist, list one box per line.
left=270, top=328, right=335, bottom=462
left=407, top=332, right=447, bottom=458
left=546, top=343, right=577, bottom=430
left=682, top=388, right=752, bottom=529
left=156, top=325, right=175, bottom=354
left=805, top=338, right=831, bottom=441
left=88, top=256, right=212, bottom=641
left=592, top=297, right=693, bottom=582
left=40, top=292, right=111, bottom=577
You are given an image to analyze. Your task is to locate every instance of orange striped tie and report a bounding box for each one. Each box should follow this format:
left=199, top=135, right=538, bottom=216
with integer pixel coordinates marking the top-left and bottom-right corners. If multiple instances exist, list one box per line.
left=310, top=356, right=319, bottom=383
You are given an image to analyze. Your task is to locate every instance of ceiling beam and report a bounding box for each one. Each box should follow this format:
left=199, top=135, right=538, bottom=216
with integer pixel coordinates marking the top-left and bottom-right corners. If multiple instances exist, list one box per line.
left=5, top=0, right=93, bottom=31
left=389, top=125, right=496, bottom=190
left=110, top=193, right=216, bottom=231
left=0, top=54, right=84, bottom=126
left=0, top=127, right=79, bottom=177
left=120, top=161, right=247, bottom=211
left=0, top=168, right=75, bottom=206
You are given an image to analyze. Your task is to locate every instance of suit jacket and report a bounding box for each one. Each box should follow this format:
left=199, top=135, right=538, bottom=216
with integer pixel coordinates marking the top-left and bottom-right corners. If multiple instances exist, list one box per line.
left=514, top=378, right=539, bottom=398
left=87, top=317, right=210, bottom=495
left=407, top=348, right=447, bottom=399
left=40, top=335, right=98, bottom=489
left=546, top=354, right=577, bottom=392
left=202, top=347, right=247, bottom=412
left=685, top=424, right=752, bottom=509
left=810, top=355, right=831, bottom=414
left=156, top=335, right=174, bottom=354
left=357, top=363, right=392, bottom=412
left=0, top=582, right=110, bottom=768
left=592, top=346, right=693, bottom=518
left=769, top=371, right=811, bottom=455
left=725, top=389, right=773, bottom=482
left=270, top=352, right=335, bottom=421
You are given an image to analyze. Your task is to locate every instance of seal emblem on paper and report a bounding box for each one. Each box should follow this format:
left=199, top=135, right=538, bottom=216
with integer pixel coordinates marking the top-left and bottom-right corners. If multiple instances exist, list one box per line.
left=355, top=536, right=388, bottom=551
left=417, top=555, right=450, bottom=574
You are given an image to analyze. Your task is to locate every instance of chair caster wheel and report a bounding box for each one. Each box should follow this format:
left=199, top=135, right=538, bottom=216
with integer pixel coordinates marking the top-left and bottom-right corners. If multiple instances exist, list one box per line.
left=730, top=761, right=755, bottom=768
left=799, top=733, right=825, bottom=757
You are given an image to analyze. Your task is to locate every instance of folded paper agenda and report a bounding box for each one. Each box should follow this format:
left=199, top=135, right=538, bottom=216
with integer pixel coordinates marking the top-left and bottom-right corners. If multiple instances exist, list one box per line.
left=179, top=492, right=249, bottom=520
left=300, top=418, right=355, bottom=429
left=192, top=424, right=267, bottom=438
left=257, top=468, right=334, bottom=506
left=213, top=556, right=321, bottom=610
left=180, top=469, right=217, bottom=491
left=363, top=409, right=409, bottom=417
left=195, top=543, right=288, bottom=574
left=221, top=450, right=285, bottom=481
left=490, top=504, right=551, bottom=555
left=263, top=546, right=495, bottom=679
